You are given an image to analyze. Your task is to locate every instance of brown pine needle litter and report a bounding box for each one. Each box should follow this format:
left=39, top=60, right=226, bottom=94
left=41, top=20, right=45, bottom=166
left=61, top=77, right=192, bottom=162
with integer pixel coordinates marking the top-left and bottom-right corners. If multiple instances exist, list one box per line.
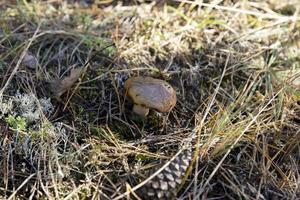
left=0, top=0, right=300, bottom=199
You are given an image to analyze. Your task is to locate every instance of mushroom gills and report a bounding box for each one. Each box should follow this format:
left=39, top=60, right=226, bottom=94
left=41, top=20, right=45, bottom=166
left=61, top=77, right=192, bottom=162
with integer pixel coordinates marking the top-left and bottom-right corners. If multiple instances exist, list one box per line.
left=133, top=104, right=149, bottom=117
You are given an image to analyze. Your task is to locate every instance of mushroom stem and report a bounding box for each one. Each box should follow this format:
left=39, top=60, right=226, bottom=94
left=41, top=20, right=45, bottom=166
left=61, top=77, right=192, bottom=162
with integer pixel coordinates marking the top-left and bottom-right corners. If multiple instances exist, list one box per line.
left=133, top=104, right=149, bottom=117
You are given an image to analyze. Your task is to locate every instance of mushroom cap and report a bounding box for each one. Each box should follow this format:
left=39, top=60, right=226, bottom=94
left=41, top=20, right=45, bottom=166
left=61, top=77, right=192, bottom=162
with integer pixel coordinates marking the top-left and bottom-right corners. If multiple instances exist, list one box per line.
left=124, top=77, right=177, bottom=113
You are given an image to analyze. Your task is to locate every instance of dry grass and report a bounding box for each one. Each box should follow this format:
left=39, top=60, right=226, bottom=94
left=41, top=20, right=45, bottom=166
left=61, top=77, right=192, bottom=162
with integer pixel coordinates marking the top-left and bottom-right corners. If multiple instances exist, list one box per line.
left=0, top=0, right=300, bottom=199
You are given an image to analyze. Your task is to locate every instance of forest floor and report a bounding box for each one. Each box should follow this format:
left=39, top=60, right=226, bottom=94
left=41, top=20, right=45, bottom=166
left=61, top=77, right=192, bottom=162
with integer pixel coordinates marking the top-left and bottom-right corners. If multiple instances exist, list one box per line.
left=0, top=0, right=300, bottom=199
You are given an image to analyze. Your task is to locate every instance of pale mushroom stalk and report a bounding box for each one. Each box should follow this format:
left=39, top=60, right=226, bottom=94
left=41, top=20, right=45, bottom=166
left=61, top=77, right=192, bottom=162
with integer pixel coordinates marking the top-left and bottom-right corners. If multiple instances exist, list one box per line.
left=133, top=104, right=149, bottom=117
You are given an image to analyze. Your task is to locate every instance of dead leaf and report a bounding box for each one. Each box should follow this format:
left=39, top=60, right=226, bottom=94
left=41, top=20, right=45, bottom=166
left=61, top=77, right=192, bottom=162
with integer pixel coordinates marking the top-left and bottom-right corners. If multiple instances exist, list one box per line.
left=50, top=67, right=84, bottom=97
left=22, top=52, right=38, bottom=69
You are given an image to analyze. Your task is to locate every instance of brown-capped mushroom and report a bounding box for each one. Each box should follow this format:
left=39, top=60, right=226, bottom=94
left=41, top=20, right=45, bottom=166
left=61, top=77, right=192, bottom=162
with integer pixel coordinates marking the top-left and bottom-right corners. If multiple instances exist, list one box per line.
left=124, top=77, right=177, bottom=117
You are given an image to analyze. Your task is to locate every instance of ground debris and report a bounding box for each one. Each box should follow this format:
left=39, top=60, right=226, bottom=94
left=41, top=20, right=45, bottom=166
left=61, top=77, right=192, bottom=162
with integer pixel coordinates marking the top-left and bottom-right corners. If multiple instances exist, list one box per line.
left=22, top=51, right=38, bottom=69
left=50, top=67, right=84, bottom=97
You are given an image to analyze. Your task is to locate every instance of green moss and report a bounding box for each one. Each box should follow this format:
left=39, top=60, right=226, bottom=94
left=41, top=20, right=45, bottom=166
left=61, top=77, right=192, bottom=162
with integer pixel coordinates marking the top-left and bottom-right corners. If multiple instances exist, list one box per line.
left=135, top=153, right=148, bottom=163
left=28, top=122, right=53, bottom=141
left=5, top=115, right=27, bottom=132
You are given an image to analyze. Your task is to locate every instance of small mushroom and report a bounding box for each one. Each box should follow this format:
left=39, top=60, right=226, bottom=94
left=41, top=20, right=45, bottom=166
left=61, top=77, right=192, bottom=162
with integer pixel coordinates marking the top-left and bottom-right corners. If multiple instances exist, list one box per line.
left=124, top=77, right=177, bottom=117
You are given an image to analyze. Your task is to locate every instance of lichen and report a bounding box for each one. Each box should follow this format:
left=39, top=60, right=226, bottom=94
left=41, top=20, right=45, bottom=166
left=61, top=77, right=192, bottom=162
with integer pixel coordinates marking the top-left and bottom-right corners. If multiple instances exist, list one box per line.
left=0, top=98, right=13, bottom=118
left=13, top=92, right=54, bottom=123
left=0, top=92, right=55, bottom=141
